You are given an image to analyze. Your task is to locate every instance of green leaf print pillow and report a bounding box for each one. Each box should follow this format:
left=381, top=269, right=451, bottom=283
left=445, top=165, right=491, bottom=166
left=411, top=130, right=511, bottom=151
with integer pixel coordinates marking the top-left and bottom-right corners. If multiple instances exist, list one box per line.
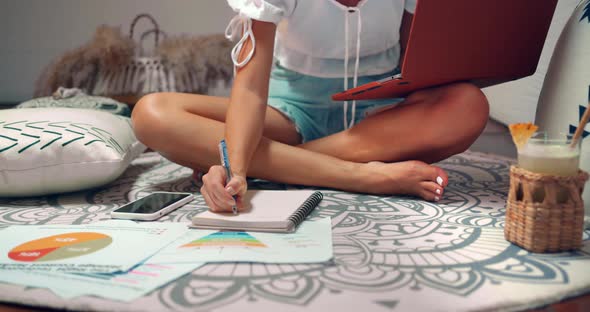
left=0, top=108, right=146, bottom=197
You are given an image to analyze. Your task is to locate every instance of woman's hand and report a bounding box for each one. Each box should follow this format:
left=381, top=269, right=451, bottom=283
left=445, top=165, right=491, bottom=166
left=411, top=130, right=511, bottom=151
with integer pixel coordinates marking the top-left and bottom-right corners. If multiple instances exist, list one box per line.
left=200, top=165, right=248, bottom=213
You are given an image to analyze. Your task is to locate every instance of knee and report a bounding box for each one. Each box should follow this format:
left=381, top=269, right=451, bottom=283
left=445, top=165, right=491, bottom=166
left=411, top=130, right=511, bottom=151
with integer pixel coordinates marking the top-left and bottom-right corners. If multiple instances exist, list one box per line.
left=131, top=93, right=169, bottom=145
left=423, top=83, right=489, bottom=155
left=439, top=82, right=489, bottom=134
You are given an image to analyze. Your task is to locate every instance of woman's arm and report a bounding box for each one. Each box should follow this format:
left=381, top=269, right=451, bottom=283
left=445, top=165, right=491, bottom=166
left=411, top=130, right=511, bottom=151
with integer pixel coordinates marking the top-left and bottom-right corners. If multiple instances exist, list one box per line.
left=225, top=20, right=277, bottom=190
left=399, top=11, right=414, bottom=67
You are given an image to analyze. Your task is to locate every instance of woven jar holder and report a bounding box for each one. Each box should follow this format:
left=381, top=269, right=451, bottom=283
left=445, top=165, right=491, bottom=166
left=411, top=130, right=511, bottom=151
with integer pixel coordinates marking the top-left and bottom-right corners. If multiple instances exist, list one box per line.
left=504, top=166, right=589, bottom=253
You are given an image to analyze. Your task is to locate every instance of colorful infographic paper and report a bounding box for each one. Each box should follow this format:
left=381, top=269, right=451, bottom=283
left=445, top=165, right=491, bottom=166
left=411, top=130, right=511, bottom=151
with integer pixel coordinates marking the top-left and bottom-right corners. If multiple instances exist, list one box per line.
left=0, top=220, right=189, bottom=273
left=149, top=218, right=333, bottom=264
left=0, top=261, right=203, bottom=302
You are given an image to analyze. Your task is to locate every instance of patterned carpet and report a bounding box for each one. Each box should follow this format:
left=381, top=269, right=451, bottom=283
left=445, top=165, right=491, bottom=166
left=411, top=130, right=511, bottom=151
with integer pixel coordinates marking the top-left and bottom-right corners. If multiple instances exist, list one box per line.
left=0, top=151, right=589, bottom=312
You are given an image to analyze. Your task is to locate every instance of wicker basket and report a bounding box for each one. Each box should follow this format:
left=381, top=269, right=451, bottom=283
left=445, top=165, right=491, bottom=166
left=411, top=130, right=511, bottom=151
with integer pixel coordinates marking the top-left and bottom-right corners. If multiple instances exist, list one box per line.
left=92, top=14, right=173, bottom=101
left=504, top=166, right=589, bottom=253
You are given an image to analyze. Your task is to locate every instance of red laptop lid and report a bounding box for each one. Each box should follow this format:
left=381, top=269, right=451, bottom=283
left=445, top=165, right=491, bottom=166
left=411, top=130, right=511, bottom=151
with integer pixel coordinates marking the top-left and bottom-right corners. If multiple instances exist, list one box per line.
left=332, top=0, right=557, bottom=101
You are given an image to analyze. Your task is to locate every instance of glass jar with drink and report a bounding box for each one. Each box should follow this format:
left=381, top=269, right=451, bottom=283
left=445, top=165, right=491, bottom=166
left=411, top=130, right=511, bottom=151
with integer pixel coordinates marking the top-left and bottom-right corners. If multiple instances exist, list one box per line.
left=505, top=130, right=589, bottom=253
left=517, top=132, right=580, bottom=176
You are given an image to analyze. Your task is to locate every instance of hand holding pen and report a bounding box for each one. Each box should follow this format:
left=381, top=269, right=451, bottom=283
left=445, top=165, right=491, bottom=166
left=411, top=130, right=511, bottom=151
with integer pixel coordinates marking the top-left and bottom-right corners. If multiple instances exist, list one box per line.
left=199, top=140, right=247, bottom=214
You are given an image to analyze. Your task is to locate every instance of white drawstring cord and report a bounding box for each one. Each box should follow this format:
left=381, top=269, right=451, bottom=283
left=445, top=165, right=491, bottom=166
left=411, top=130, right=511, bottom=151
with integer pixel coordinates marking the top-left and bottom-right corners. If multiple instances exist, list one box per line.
left=225, top=14, right=256, bottom=75
left=343, top=10, right=350, bottom=129
left=343, top=7, right=362, bottom=129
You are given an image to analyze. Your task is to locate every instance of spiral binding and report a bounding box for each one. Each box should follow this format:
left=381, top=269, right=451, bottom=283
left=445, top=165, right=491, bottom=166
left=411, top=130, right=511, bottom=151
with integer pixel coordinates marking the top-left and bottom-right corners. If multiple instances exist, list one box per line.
left=287, top=192, right=323, bottom=227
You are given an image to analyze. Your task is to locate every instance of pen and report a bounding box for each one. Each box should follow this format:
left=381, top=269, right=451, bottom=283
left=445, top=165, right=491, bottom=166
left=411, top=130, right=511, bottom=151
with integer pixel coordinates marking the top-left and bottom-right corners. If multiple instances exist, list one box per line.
left=219, top=139, right=238, bottom=215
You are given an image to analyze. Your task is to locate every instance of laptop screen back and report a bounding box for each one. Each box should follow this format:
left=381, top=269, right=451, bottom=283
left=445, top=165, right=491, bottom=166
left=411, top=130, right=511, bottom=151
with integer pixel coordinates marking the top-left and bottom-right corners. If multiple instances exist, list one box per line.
left=401, top=0, right=558, bottom=82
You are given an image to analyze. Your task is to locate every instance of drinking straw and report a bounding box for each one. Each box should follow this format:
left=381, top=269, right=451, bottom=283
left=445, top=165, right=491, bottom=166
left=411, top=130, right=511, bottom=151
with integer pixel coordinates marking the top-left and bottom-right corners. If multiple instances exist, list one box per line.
left=570, top=85, right=590, bottom=148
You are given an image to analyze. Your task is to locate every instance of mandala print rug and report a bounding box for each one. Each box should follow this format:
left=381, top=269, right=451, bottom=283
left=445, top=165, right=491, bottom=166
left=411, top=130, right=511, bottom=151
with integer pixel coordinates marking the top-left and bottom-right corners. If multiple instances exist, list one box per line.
left=0, top=151, right=589, bottom=312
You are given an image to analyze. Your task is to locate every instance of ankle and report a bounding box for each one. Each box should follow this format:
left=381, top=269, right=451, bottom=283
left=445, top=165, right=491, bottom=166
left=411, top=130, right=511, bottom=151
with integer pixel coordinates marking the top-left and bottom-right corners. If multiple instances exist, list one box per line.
left=354, top=162, right=387, bottom=194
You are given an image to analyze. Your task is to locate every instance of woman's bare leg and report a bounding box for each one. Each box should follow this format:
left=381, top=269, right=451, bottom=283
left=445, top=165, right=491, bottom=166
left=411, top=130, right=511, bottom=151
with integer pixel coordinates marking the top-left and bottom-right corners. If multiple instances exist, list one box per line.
left=301, top=82, right=489, bottom=164
left=131, top=92, right=301, bottom=173
left=131, top=82, right=488, bottom=200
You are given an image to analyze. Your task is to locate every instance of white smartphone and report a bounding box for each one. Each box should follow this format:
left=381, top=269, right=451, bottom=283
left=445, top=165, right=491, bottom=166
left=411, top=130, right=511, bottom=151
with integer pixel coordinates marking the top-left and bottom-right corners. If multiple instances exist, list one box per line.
left=110, top=192, right=194, bottom=221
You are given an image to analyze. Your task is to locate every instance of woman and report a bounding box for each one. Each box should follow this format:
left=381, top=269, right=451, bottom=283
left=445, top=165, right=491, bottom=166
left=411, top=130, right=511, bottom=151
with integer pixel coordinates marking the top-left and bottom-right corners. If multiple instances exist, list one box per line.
left=131, top=0, right=489, bottom=212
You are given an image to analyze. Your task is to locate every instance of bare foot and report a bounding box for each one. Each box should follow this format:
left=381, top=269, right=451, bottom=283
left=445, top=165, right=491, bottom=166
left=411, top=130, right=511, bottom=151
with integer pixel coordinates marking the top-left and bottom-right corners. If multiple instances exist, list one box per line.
left=360, top=160, right=448, bottom=201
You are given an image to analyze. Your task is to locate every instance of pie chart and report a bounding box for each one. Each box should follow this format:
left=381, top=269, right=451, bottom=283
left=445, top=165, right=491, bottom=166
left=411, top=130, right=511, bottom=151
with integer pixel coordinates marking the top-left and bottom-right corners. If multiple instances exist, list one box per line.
left=8, top=232, right=112, bottom=262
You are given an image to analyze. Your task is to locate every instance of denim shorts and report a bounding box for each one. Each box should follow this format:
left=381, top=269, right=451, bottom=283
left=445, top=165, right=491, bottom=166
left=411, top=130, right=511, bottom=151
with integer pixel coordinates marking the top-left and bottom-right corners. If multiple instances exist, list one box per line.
left=268, top=63, right=404, bottom=143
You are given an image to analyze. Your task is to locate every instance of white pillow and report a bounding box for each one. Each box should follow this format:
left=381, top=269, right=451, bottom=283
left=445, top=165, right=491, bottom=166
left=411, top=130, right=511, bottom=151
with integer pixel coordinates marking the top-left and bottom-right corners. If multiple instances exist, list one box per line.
left=0, top=108, right=146, bottom=197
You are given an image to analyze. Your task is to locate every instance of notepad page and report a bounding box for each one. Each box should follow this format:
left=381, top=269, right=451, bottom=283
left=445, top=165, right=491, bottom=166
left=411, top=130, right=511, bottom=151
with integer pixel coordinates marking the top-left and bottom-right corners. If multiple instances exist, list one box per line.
left=194, top=190, right=317, bottom=223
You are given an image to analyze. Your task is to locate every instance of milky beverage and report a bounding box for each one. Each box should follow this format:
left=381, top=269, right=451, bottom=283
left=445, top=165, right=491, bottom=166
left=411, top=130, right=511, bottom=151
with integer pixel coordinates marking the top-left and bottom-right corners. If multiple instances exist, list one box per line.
left=518, top=144, right=580, bottom=176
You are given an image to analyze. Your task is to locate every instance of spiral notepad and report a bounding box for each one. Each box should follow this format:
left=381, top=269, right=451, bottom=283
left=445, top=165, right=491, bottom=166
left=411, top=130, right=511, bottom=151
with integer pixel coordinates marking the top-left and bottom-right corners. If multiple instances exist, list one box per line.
left=191, top=190, right=323, bottom=233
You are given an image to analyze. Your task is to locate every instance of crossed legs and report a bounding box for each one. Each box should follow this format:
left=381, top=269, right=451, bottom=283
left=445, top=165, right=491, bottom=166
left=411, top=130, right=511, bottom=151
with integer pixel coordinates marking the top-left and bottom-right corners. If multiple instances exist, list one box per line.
left=131, top=82, right=489, bottom=201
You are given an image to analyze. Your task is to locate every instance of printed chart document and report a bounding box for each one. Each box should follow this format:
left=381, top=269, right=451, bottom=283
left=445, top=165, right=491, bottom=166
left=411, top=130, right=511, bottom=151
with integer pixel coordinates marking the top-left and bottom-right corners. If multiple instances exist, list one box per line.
left=191, top=190, right=323, bottom=233
left=151, top=218, right=333, bottom=264
left=0, top=220, right=189, bottom=273
left=0, top=261, right=203, bottom=302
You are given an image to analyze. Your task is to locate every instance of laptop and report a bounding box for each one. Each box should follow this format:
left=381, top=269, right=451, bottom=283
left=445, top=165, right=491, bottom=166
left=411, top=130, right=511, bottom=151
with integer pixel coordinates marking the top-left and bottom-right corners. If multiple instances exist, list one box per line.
left=331, top=0, right=558, bottom=101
